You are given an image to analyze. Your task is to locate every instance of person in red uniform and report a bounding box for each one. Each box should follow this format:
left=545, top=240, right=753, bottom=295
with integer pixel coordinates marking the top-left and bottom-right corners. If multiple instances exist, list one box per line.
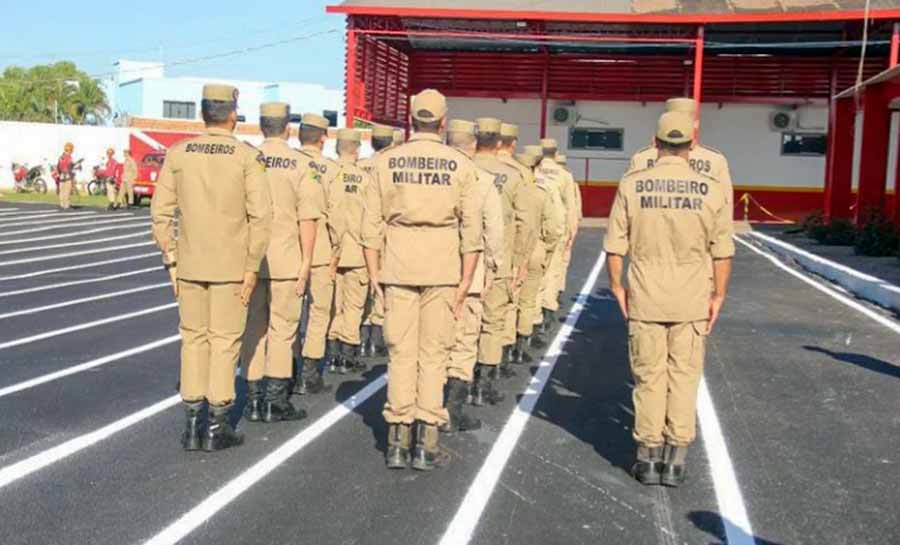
left=57, top=142, right=75, bottom=210
left=103, top=148, right=120, bottom=210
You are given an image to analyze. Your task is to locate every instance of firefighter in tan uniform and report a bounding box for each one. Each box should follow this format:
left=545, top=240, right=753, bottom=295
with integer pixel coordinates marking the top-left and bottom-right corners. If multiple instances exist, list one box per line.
left=57, top=142, right=76, bottom=210
left=534, top=139, right=571, bottom=337
left=362, top=89, right=483, bottom=471
left=151, top=84, right=272, bottom=452
left=444, top=119, right=504, bottom=433
left=326, top=128, right=371, bottom=374
left=297, top=113, right=342, bottom=390
left=555, top=153, right=582, bottom=293
left=358, top=125, right=395, bottom=358
left=241, top=102, right=321, bottom=424
left=118, top=149, right=137, bottom=208
left=604, top=112, right=734, bottom=487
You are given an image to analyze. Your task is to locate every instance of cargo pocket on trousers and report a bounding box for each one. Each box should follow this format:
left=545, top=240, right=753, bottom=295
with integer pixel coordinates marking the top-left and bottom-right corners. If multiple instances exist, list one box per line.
left=627, top=320, right=641, bottom=369
left=690, top=320, right=709, bottom=373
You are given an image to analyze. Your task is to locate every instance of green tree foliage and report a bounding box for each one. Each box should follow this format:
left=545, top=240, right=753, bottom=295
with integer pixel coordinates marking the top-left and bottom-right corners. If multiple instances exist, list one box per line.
left=0, top=61, right=110, bottom=124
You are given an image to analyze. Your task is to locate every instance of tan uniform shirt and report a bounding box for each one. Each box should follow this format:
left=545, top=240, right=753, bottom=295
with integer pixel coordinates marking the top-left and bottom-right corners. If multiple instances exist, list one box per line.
left=123, top=157, right=138, bottom=183
left=258, top=138, right=324, bottom=279
left=499, top=151, right=544, bottom=251
left=334, top=157, right=371, bottom=269
left=628, top=143, right=734, bottom=211
left=361, top=132, right=484, bottom=286
left=298, top=145, right=341, bottom=267
left=536, top=158, right=573, bottom=237
left=603, top=156, right=735, bottom=322
left=471, top=167, right=504, bottom=294
left=151, top=127, right=272, bottom=282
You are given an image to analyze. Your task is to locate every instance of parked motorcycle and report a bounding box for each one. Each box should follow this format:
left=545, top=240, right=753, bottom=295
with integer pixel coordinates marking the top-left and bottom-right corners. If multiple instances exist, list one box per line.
left=11, top=162, right=48, bottom=194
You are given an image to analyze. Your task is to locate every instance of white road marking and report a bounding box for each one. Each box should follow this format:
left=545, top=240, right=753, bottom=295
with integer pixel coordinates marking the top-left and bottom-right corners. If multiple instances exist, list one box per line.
left=0, top=207, right=21, bottom=212
left=0, top=241, right=154, bottom=266
left=0, top=232, right=148, bottom=255
left=0, top=302, right=177, bottom=350
left=0, top=252, right=158, bottom=281
left=0, top=283, right=170, bottom=320
left=1, top=216, right=145, bottom=238
left=141, top=374, right=387, bottom=545
left=735, top=235, right=900, bottom=334
left=0, top=395, right=181, bottom=490
left=0, top=210, right=56, bottom=217
left=0, top=220, right=149, bottom=246
left=0, top=211, right=96, bottom=224
left=0, top=335, right=179, bottom=399
left=0, top=266, right=161, bottom=298
left=438, top=251, right=607, bottom=545
left=0, top=211, right=100, bottom=226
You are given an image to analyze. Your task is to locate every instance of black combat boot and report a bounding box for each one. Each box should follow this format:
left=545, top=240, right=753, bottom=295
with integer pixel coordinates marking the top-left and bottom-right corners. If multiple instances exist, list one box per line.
left=370, top=325, right=387, bottom=357
left=342, top=341, right=367, bottom=373
left=511, top=334, right=530, bottom=364
left=499, top=346, right=517, bottom=378
left=301, top=357, right=332, bottom=395
left=327, top=339, right=345, bottom=374
left=203, top=404, right=244, bottom=452
left=243, top=380, right=264, bottom=422
left=291, top=357, right=306, bottom=395
left=181, top=401, right=205, bottom=451
left=660, top=445, right=688, bottom=487
left=472, top=364, right=505, bottom=406
left=385, top=423, right=412, bottom=469
left=411, top=421, right=450, bottom=471
left=263, top=378, right=307, bottom=423
left=441, top=378, right=481, bottom=434
left=631, top=445, right=664, bottom=486
left=359, top=325, right=373, bottom=358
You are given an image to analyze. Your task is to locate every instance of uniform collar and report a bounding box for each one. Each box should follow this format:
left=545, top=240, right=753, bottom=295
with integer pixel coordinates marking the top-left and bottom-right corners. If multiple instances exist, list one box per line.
left=338, top=156, right=356, bottom=165
left=539, top=157, right=557, bottom=167
left=204, top=127, right=234, bottom=137
left=263, top=137, right=287, bottom=144
left=474, top=150, right=496, bottom=159
left=409, top=132, right=442, bottom=143
left=498, top=149, right=513, bottom=157
left=655, top=155, right=689, bottom=166
left=301, top=144, right=322, bottom=156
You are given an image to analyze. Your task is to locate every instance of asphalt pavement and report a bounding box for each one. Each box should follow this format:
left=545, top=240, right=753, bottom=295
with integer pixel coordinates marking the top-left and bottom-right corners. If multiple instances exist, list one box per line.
left=0, top=201, right=897, bottom=545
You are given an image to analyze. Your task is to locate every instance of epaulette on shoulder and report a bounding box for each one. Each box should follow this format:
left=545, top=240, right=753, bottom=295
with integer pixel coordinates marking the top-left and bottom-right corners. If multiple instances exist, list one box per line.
left=635, top=144, right=654, bottom=154
left=623, top=164, right=653, bottom=178
left=698, top=144, right=725, bottom=157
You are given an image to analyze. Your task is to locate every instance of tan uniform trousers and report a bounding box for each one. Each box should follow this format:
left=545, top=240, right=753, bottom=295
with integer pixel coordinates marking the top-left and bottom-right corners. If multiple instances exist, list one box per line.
left=58, top=181, right=73, bottom=209
left=559, top=244, right=572, bottom=293
left=241, top=279, right=303, bottom=381
left=541, top=238, right=566, bottom=312
left=446, top=295, right=483, bottom=383
left=517, top=242, right=546, bottom=336
left=629, top=320, right=708, bottom=448
left=178, top=280, right=248, bottom=405
left=534, top=242, right=558, bottom=325
left=329, top=267, right=369, bottom=346
left=106, top=180, right=117, bottom=205
left=382, top=285, right=454, bottom=426
left=363, top=290, right=385, bottom=326
left=477, top=277, right=512, bottom=366
left=118, top=181, right=134, bottom=207
left=302, top=265, right=335, bottom=360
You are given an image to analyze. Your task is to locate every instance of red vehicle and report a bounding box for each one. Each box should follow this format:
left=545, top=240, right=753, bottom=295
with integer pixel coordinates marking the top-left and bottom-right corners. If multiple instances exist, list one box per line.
left=132, top=150, right=166, bottom=204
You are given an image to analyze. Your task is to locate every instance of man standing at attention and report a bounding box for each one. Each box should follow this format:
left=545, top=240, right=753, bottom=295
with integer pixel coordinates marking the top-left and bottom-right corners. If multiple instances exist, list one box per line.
left=604, top=112, right=734, bottom=486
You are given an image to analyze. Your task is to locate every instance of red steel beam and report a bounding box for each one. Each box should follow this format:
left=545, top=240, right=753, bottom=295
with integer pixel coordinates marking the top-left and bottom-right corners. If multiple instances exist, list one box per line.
left=345, top=29, right=359, bottom=127
left=353, top=28, right=695, bottom=44
left=540, top=51, right=549, bottom=138
left=892, top=22, right=900, bottom=67
left=693, top=26, right=705, bottom=139
left=856, top=85, right=891, bottom=222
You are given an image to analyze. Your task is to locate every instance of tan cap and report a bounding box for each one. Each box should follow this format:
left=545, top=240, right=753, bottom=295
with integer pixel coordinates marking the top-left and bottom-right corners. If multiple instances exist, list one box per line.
left=475, top=117, right=502, bottom=134
left=372, top=125, right=394, bottom=139
left=260, top=102, right=289, bottom=118
left=393, top=130, right=405, bottom=144
left=555, top=154, right=567, bottom=164
left=516, top=153, right=539, bottom=168
left=203, top=84, right=239, bottom=102
left=665, top=97, right=697, bottom=114
left=500, top=123, right=519, bottom=138
left=337, top=128, right=360, bottom=142
left=301, top=113, right=330, bottom=130
left=447, top=119, right=476, bottom=135
left=540, top=138, right=558, bottom=150
left=411, top=89, right=447, bottom=122
left=656, top=112, right=694, bottom=144
left=524, top=145, right=543, bottom=157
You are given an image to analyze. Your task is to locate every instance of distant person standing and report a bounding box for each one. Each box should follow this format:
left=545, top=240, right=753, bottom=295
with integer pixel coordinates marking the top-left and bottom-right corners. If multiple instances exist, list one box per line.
left=103, top=148, right=120, bottom=210
left=57, top=142, right=75, bottom=210
left=151, top=84, right=272, bottom=452
left=118, top=148, right=137, bottom=209
left=604, top=112, right=734, bottom=487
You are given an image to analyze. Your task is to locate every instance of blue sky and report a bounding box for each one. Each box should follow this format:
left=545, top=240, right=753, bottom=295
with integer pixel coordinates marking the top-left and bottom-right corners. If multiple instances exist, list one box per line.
left=0, top=0, right=346, bottom=88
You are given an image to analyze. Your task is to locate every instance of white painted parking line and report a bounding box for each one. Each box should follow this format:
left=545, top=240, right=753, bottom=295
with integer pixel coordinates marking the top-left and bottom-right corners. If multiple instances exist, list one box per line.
left=735, top=235, right=900, bottom=335
left=0, top=252, right=158, bottom=282
left=0, top=232, right=148, bottom=255
left=0, top=220, right=149, bottom=246
left=0, top=207, right=21, bottom=212
left=1, top=216, right=146, bottom=238
left=0, top=395, right=181, bottom=490
left=0, top=211, right=101, bottom=227
left=0, top=241, right=154, bottom=267
left=0, top=283, right=170, bottom=320
left=0, top=211, right=96, bottom=224
left=0, top=266, right=161, bottom=298
left=0, top=210, right=54, bottom=217
left=141, top=374, right=387, bottom=545
left=0, top=335, right=179, bottom=399
left=0, top=302, right=177, bottom=350
left=437, top=252, right=606, bottom=545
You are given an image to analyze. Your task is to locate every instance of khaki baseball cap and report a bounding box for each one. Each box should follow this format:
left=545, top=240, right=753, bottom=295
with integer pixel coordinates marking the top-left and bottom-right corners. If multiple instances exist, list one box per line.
left=260, top=102, right=289, bottom=118
left=475, top=117, right=502, bottom=134
left=524, top=145, right=543, bottom=157
left=301, top=113, right=330, bottom=130
left=665, top=97, right=697, bottom=114
left=337, top=128, right=360, bottom=142
left=656, top=112, right=694, bottom=144
left=411, top=89, right=447, bottom=122
left=516, top=153, right=539, bottom=168
left=372, top=125, right=394, bottom=139
left=500, top=123, right=519, bottom=138
left=447, top=119, right=476, bottom=135
left=540, top=138, right=558, bottom=150
left=203, top=84, right=239, bottom=102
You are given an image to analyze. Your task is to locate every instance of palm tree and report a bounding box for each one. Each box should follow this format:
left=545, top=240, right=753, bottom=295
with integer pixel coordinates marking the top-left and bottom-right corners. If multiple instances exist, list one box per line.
left=65, top=77, right=110, bottom=125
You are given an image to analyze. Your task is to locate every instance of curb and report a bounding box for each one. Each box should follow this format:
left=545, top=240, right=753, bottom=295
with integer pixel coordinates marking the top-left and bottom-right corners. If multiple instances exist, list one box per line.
left=748, top=231, right=900, bottom=315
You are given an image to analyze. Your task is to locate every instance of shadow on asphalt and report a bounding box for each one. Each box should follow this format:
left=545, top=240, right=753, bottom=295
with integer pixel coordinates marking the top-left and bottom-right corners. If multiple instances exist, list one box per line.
left=804, top=345, right=900, bottom=379
left=336, top=362, right=388, bottom=455
left=688, top=510, right=788, bottom=545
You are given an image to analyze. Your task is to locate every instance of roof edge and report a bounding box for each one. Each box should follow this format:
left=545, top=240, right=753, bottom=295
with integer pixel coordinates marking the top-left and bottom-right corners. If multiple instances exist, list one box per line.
left=325, top=5, right=900, bottom=24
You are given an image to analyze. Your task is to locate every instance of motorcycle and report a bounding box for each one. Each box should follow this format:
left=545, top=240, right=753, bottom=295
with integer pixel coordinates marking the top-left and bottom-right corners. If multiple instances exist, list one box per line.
left=88, top=161, right=113, bottom=196
left=11, top=162, right=48, bottom=194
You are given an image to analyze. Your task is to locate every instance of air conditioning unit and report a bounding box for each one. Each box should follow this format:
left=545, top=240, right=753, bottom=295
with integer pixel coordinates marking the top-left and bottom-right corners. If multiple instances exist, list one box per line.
left=769, top=110, right=797, bottom=132
left=552, top=105, right=577, bottom=125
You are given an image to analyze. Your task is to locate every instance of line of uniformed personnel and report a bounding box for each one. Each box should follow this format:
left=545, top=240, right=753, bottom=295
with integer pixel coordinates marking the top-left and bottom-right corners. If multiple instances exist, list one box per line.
left=150, top=84, right=734, bottom=488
